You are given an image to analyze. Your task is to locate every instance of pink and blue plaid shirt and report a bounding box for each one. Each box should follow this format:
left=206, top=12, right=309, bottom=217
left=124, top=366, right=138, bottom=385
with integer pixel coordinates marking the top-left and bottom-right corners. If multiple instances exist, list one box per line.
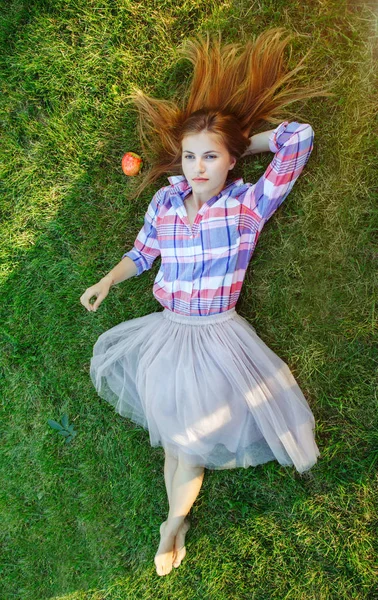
left=123, top=120, right=314, bottom=316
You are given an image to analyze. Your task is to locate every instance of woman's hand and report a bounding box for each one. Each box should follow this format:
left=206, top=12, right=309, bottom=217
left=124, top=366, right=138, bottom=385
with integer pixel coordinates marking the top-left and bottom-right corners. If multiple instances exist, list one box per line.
left=241, top=129, right=276, bottom=157
left=80, top=275, right=113, bottom=312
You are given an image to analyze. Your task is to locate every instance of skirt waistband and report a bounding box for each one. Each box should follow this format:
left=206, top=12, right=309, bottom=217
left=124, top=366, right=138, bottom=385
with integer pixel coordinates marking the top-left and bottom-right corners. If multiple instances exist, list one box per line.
left=162, top=307, right=237, bottom=326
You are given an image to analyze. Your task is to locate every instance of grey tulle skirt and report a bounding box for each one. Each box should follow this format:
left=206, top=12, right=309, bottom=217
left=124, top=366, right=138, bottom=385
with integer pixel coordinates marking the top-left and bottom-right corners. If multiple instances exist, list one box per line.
left=90, top=307, right=320, bottom=473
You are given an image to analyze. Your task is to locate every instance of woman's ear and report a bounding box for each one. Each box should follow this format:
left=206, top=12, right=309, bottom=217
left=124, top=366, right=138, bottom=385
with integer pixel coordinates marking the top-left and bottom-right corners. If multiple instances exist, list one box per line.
left=229, top=157, right=237, bottom=170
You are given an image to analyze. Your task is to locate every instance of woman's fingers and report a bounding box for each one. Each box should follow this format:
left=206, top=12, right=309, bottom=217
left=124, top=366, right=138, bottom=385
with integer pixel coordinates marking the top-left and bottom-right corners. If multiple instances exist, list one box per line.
left=92, top=291, right=107, bottom=311
left=80, top=282, right=110, bottom=312
left=80, top=289, right=95, bottom=311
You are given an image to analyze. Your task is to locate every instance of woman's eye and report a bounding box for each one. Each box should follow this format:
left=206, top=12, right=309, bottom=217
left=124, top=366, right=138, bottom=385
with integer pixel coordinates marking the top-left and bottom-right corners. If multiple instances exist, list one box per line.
left=183, top=154, right=217, bottom=159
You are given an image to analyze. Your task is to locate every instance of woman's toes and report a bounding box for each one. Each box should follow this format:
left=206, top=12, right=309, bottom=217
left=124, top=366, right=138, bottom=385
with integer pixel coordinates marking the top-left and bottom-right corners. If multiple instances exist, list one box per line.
left=154, top=553, right=173, bottom=576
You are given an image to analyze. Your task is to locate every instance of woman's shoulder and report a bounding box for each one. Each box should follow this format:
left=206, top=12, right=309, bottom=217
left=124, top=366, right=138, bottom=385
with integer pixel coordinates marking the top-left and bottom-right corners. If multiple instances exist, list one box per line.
left=147, top=177, right=186, bottom=210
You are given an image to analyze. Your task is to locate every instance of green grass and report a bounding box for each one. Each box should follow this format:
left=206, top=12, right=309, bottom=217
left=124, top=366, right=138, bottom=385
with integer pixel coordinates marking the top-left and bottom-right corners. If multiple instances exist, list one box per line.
left=1, top=0, right=377, bottom=598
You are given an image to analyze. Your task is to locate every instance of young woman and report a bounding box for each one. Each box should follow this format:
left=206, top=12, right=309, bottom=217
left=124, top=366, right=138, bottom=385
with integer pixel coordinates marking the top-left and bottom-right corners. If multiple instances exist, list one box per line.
left=80, top=28, right=331, bottom=576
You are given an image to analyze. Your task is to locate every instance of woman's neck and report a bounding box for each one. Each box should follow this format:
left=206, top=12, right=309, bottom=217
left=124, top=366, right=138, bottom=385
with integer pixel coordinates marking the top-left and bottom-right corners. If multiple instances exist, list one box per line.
left=188, top=178, right=229, bottom=208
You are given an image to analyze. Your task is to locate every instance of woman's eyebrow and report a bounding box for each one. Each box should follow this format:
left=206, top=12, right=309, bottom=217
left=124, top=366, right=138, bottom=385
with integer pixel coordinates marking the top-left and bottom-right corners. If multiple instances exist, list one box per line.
left=183, top=149, right=220, bottom=154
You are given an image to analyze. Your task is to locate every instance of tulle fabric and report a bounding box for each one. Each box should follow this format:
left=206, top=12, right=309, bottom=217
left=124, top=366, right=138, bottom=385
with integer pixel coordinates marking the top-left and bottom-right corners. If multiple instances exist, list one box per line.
left=90, top=307, right=319, bottom=473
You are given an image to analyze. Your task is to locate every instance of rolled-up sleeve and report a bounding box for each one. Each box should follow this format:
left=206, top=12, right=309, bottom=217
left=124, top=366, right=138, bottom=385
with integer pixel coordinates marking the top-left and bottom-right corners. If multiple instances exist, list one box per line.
left=244, top=121, right=314, bottom=223
left=122, top=189, right=162, bottom=276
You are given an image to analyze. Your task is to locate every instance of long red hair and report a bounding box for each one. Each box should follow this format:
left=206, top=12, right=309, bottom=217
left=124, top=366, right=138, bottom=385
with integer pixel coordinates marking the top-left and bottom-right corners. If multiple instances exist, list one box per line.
left=127, top=27, right=333, bottom=197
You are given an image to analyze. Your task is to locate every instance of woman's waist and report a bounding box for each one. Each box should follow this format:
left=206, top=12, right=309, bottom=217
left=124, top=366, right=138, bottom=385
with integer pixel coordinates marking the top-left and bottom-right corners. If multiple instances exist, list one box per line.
left=161, top=305, right=237, bottom=325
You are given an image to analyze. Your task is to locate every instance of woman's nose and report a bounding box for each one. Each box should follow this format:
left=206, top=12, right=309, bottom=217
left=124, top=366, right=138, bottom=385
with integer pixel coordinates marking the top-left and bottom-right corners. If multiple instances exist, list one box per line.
left=196, top=158, right=205, bottom=172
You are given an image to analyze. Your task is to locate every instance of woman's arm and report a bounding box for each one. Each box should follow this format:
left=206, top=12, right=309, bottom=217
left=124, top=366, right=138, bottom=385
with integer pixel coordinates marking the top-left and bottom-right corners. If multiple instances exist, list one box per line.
left=80, top=257, right=138, bottom=312
left=242, top=121, right=314, bottom=223
left=102, top=257, right=138, bottom=286
left=121, top=189, right=162, bottom=276
left=242, top=129, right=276, bottom=156
left=80, top=187, right=164, bottom=312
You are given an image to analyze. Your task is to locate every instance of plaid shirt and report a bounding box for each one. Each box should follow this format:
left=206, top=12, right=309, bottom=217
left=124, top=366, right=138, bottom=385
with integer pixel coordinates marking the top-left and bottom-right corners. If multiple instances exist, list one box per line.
left=123, top=121, right=314, bottom=316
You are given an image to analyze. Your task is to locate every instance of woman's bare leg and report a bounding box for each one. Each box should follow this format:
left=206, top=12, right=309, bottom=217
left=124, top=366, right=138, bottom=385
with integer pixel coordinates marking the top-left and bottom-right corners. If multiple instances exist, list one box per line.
left=163, top=451, right=191, bottom=568
left=155, top=456, right=205, bottom=576
left=166, top=458, right=204, bottom=534
left=164, top=451, right=178, bottom=508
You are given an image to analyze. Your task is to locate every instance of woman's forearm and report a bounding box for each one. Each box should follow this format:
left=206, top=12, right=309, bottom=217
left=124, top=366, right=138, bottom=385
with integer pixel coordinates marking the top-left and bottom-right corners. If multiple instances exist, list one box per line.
left=101, top=256, right=138, bottom=286
left=243, top=129, right=276, bottom=156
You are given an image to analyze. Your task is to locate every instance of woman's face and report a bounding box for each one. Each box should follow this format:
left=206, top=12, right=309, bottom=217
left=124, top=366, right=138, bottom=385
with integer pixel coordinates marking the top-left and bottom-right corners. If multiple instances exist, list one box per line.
left=181, top=131, right=236, bottom=200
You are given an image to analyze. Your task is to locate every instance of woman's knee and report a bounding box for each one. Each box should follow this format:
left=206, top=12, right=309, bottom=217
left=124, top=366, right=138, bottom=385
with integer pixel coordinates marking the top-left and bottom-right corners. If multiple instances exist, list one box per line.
left=177, top=454, right=205, bottom=474
left=165, top=450, right=178, bottom=463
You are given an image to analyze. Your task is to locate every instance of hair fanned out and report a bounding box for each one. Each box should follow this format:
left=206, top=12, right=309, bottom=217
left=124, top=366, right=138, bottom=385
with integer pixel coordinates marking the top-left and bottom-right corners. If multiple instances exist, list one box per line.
left=127, top=27, right=333, bottom=197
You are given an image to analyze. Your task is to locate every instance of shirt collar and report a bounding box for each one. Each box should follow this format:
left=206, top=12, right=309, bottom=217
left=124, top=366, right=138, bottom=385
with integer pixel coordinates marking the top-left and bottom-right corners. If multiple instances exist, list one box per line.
left=167, top=175, right=188, bottom=186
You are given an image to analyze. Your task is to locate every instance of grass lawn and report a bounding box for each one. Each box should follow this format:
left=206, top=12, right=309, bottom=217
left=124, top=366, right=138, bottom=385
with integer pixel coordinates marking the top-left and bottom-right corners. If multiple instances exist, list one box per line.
left=1, top=0, right=377, bottom=598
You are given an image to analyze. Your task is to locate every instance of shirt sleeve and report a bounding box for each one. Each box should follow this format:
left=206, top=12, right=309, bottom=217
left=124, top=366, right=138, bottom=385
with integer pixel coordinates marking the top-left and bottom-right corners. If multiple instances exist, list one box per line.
left=122, top=189, right=162, bottom=276
left=243, top=121, right=314, bottom=223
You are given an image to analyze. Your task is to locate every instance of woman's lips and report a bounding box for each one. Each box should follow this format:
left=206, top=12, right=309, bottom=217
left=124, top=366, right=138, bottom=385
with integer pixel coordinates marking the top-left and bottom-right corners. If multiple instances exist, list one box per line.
left=193, top=178, right=208, bottom=182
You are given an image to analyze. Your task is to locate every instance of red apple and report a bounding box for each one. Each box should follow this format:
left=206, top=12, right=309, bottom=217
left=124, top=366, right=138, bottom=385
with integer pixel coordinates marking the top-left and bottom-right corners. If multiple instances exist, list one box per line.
left=121, top=152, right=142, bottom=176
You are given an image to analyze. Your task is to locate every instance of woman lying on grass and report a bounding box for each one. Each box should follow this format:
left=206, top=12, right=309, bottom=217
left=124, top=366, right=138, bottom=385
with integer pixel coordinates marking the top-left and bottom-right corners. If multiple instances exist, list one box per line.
left=80, top=27, right=331, bottom=576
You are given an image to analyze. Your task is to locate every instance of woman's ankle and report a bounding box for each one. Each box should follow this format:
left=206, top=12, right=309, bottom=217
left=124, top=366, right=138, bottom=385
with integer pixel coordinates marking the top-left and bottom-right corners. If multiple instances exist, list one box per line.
left=164, top=516, right=186, bottom=537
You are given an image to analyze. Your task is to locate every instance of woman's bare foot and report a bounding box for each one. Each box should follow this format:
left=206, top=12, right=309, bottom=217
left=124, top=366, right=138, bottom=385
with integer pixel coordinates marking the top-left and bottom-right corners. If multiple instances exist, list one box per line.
left=172, top=519, right=190, bottom=568
left=154, top=521, right=176, bottom=576
left=154, top=519, right=191, bottom=575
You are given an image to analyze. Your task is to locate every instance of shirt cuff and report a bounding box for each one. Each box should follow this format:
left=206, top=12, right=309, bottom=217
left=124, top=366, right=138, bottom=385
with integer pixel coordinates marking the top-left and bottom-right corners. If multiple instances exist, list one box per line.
left=122, top=250, right=143, bottom=276
left=268, top=121, right=290, bottom=153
